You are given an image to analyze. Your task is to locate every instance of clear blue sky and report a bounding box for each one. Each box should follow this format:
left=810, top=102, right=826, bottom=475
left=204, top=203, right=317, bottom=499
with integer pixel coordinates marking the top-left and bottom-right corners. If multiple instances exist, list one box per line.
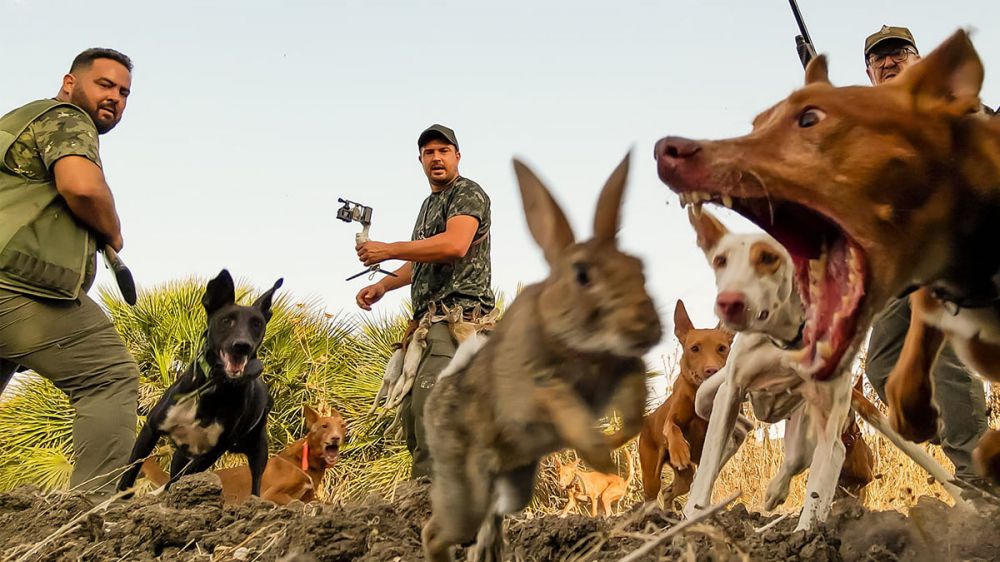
left=3, top=0, right=996, bottom=369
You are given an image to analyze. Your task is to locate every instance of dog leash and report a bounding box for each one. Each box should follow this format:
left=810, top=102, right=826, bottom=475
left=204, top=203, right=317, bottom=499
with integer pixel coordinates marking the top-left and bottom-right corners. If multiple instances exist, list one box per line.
left=173, top=340, right=217, bottom=405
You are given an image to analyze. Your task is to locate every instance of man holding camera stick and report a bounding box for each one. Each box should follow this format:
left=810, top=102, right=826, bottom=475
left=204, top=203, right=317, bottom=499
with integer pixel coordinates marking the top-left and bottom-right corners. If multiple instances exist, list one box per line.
left=355, top=124, right=495, bottom=479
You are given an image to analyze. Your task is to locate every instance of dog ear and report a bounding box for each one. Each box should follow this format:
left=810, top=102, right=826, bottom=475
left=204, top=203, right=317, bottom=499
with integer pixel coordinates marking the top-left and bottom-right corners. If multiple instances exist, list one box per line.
left=303, top=404, right=320, bottom=427
left=687, top=207, right=728, bottom=254
left=804, top=55, right=830, bottom=86
left=253, top=278, right=285, bottom=322
left=203, top=269, right=236, bottom=315
left=592, top=151, right=631, bottom=244
left=896, top=29, right=983, bottom=112
left=673, top=299, right=694, bottom=342
left=512, top=157, right=576, bottom=266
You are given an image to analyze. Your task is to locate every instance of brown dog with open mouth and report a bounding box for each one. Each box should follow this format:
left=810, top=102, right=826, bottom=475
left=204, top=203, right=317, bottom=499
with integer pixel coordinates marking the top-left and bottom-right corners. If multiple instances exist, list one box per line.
left=654, top=30, right=1000, bottom=484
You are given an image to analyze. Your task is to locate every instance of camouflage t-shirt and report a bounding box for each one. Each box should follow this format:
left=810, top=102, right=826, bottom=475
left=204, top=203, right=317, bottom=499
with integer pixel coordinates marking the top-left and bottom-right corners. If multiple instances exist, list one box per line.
left=3, top=103, right=102, bottom=179
left=410, top=176, right=495, bottom=319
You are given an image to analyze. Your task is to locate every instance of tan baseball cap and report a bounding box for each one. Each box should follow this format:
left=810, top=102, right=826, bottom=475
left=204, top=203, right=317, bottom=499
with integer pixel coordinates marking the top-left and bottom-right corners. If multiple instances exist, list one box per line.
left=864, top=25, right=917, bottom=58
left=417, top=124, right=459, bottom=151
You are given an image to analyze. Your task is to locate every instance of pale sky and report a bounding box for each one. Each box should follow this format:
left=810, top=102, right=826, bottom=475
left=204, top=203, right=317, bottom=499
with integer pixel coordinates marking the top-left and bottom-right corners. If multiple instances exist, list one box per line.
left=3, top=0, right=997, bottom=372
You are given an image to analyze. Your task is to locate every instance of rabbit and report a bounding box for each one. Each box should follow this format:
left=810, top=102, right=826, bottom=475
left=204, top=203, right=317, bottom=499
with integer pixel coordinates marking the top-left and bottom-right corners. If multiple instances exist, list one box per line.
left=420, top=152, right=663, bottom=562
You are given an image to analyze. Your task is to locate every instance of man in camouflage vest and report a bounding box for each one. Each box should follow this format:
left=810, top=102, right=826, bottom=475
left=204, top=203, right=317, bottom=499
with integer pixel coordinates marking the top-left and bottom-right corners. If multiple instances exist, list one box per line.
left=356, top=124, right=495, bottom=478
left=0, top=48, right=139, bottom=494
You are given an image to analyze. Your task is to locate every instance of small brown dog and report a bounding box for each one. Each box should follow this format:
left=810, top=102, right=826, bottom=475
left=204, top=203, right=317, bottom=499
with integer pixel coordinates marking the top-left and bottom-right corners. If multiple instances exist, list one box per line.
left=637, top=300, right=744, bottom=508
left=143, top=405, right=347, bottom=504
left=555, top=453, right=633, bottom=517
left=421, top=154, right=662, bottom=562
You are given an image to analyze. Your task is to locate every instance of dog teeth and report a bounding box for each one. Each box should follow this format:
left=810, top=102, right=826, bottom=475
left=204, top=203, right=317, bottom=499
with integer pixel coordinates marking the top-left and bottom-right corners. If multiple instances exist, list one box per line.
left=817, top=341, right=834, bottom=360
left=722, top=195, right=733, bottom=209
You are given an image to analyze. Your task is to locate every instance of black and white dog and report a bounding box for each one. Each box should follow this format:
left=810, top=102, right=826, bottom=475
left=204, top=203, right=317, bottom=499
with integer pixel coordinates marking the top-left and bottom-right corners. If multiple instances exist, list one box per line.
left=118, top=269, right=283, bottom=495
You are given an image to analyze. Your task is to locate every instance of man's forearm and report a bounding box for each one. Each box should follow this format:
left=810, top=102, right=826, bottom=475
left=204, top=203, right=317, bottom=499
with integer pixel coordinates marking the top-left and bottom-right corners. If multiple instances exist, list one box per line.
left=53, top=156, right=124, bottom=249
left=62, top=188, right=122, bottom=247
left=387, top=234, right=467, bottom=263
left=379, top=262, right=413, bottom=291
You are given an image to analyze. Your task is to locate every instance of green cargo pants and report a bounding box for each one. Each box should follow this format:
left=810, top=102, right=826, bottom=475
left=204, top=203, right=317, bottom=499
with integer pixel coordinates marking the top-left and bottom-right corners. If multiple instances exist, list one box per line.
left=399, top=321, right=456, bottom=480
left=866, top=296, right=989, bottom=480
left=0, top=288, right=138, bottom=494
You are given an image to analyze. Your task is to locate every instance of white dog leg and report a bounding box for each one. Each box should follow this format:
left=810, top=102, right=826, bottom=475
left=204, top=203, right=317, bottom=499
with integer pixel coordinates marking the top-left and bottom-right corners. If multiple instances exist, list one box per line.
left=684, top=372, right=743, bottom=519
left=796, top=376, right=852, bottom=531
left=764, top=405, right=812, bottom=510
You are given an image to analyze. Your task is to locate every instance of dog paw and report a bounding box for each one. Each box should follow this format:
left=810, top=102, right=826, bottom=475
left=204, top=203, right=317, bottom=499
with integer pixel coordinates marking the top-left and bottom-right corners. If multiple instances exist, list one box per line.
left=973, top=430, right=1000, bottom=486
left=887, top=398, right=940, bottom=443
left=763, top=482, right=790, bottom=511
left=668, top=442, right=693, bottom=471
left=886, top=377, right=939, bottom=443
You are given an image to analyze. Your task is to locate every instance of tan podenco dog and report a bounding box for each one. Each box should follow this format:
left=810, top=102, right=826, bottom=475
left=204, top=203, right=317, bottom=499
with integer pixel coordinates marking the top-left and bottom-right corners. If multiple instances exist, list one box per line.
left=655, top=30, right=1000, bottom=487
left=684, top=209, right=967, bottom=530
left=555, top=453, right=633, bottom=517
left=633, top=300, right=748, bottom=509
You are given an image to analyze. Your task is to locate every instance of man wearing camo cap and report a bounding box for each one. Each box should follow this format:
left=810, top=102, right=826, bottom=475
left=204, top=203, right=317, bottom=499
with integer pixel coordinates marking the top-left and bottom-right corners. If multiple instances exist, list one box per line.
left=356, top=124, right=495, bottom=479
left=0, top=48, right=139, bottom=494
left=862, top=26, right=994, bottom=488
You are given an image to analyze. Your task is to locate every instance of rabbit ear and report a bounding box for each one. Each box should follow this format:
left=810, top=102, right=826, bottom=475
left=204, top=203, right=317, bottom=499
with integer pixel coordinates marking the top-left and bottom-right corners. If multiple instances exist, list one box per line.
left=592, top=151, right=631, bottom=244
left=513, top=158, right=576, bottom=265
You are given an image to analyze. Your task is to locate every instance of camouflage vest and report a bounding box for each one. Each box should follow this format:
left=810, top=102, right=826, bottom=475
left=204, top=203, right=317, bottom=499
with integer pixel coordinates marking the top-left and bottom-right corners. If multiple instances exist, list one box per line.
left=0, top=99, right=96, bottom=299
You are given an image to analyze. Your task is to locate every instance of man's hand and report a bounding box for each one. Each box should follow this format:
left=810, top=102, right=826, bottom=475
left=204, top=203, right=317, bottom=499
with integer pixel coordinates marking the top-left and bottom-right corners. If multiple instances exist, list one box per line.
left=356, top=241, right=394, bottom=267
left=107, top=234, right=124, bottom=253
left=356, top=283, right=386, bottom=311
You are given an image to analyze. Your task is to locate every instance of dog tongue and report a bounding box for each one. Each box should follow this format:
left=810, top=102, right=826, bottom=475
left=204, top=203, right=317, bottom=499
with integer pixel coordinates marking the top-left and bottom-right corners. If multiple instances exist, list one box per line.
left=223, top=352, right=248, bottom=375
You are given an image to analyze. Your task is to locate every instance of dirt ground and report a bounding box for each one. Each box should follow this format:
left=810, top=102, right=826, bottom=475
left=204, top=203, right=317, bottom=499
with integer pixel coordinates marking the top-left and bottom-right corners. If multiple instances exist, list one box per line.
left=1, top=474, right=997, bottom=562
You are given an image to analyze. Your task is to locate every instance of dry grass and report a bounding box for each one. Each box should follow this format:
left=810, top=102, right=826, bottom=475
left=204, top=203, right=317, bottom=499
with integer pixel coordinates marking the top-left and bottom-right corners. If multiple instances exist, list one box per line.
left=516, top=380, right=1000, bottom=517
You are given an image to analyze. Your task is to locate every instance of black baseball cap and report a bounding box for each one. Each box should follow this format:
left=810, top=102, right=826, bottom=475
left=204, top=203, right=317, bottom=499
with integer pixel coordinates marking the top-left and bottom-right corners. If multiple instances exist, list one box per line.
left=417, top=124, right=459, bottom=151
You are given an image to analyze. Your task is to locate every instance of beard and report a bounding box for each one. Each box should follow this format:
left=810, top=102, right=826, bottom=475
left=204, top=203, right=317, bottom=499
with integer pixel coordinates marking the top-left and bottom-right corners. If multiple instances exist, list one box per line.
left=69, top=90, right=120, bottom=134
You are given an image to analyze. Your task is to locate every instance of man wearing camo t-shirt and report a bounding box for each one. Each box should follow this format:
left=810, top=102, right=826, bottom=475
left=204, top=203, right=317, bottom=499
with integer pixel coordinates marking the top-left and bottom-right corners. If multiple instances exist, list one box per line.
left=0, top=48, right=138, bottom=494
left=356, top=124, right=495, bottom=479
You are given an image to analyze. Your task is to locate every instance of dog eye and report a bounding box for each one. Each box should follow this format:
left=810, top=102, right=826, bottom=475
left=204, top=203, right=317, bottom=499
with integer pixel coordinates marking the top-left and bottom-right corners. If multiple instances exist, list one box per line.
left=690, top=344, right=700, bottom=353
left=718, top=344, right=727, bottom=354
left=712, top=255, right=727, bottom=269
left=222, top=317, right=234, bottom=327
left=573, top=263, right=591, bottom=287
left=759, top=252, right=778, bottom=265
left=798, top=108, right=826, bottom=128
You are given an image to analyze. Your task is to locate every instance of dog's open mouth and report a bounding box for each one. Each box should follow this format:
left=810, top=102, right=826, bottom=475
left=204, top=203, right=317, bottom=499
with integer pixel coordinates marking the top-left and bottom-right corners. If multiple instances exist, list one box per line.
left=323, top=442, right=340, bottom=465
left=685, top=194, right=867, bottom=381
left=220, top=351, right=249, bottom=377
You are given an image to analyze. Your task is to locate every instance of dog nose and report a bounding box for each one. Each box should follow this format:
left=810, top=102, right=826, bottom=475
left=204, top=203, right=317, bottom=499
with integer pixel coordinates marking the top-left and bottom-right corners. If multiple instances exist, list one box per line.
left=703, top=367, right=719, bottom=377
left=715, top=291, right=747, bottom=326
left=654, top=136, right=701, bottom=162
left=232, top=340, right=253, bottom=355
